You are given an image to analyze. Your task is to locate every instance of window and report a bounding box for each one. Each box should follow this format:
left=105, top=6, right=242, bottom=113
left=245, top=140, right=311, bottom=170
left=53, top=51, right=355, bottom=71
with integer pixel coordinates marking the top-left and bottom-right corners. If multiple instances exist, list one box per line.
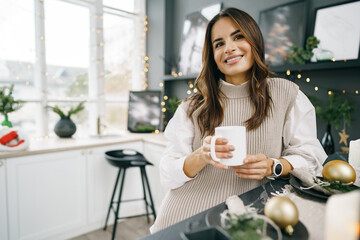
left=0, top=0, right=146, bottom=138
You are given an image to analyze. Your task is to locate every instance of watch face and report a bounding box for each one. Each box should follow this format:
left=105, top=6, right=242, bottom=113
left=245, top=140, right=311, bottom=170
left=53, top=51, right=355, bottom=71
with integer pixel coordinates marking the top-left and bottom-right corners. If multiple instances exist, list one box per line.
left=275, top=163, right=282, bottom=175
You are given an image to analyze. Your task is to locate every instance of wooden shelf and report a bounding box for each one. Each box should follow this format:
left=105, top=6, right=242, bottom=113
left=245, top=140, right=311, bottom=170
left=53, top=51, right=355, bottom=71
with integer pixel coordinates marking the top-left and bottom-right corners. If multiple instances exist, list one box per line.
left=270, top=59, right=360, bottom=73
left=162, top=60, right=360, bottom=82
left=163, top=73, right=198, bottom=81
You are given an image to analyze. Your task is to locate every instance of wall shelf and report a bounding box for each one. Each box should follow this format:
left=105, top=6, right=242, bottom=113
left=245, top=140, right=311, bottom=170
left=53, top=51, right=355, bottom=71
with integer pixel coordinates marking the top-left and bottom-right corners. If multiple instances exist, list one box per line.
left=269, top=59, right=360, bottom=73
left=163, top=73, right=198, bottom=81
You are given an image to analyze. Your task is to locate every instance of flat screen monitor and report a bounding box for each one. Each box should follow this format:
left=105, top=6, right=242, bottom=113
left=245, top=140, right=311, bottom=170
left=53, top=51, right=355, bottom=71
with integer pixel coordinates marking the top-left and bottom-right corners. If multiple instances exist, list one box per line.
left=127, top=90, right=162, bottom=133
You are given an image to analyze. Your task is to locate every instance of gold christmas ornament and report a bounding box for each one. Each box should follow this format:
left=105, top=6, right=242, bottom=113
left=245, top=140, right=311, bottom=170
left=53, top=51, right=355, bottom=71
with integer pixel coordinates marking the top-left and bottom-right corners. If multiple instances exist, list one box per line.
left=264, top=196, right=299, bottom=235
left=322, top=160, right=356, bottom=184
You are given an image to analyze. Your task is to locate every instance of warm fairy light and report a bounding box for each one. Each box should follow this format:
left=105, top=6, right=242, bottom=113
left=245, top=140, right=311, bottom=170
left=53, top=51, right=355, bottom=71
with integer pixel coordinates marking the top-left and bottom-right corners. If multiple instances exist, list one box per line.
left=315, top=86, right=319, bottom=91
left=328, top=90, right=333, bottom=95
left=161, top=102, right=165, bottom=106
left=99, top=42, right=104, bottom=47
left=331, top=58, right=335, bottom=62
left=286, top=70, right=290, bottom=75
left=297, top=74, right=301, bottom=79
left=40, top=36, right=44, bottom=40
left=25, top=81, right=29, bottom=86
left=356, top=90, right=359, bottom=94
left=178, top=72, right=183, bottom=76
left=344, top=59, right=347, bottom=62
left=162, top=114, right=166, bottom=118
left=144, top=56, right=149, bottom=61
left=155, top=130, right=159, bottom=134
left=193, top=88, right=198, bottom=93
left=342, top=90, right=346, bottom=94
left=144, top=68, right=148, bottom=72
left=189, top=84, right=194, bottom=88
left=159, top=83, right=163, bottom=87
left=187, top=90, right=191, bottom=95
left=164, top=96, right=168, bottom=100
left=306, top=78, right=310, bottom=82
left=162, top=108, right=166, bottom=112
left=96, top=29, right=101, bottom=34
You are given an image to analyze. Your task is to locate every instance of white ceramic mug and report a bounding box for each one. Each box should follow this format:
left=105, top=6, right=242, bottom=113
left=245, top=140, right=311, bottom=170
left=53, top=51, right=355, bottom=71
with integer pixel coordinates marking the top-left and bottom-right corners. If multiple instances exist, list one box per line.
left=210, top=126, right=246, bottom=166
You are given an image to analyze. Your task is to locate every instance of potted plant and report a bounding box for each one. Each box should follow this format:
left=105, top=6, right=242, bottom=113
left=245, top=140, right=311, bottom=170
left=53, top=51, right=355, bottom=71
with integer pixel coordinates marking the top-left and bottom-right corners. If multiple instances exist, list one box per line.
left=308, top=92, right=356, bottom=154
left=46, top=101, right=85, bottom=138
left=289, top=36, right=320, bottom=64
left=0, top=84, right=24, bottom=128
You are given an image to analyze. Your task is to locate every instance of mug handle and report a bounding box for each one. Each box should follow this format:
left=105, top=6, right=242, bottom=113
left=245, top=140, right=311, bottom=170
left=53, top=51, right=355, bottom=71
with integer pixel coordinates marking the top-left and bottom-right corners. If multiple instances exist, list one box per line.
left=210, top=136, right=222, bottom=162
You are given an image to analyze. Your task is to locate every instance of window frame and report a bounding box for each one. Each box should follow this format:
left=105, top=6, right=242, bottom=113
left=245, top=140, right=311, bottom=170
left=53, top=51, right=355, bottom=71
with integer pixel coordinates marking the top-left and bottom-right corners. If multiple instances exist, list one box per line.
left=2, top=0, right=146, bottom=137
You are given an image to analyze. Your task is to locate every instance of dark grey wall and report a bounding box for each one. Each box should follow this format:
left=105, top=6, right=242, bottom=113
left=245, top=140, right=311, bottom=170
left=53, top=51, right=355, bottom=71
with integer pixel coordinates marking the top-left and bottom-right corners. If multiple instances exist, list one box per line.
left=147, top=0, right=360, bottom=151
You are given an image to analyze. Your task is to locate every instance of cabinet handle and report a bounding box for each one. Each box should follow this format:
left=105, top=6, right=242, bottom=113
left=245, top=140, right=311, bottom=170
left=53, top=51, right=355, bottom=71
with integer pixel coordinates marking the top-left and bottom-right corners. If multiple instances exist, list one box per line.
left=0, top=161, right=3, bottom=167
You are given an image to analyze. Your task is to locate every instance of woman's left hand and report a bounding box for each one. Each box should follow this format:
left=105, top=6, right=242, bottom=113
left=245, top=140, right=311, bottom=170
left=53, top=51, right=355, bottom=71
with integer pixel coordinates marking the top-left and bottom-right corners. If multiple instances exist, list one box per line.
left=233, top=154, right=272, bottom=180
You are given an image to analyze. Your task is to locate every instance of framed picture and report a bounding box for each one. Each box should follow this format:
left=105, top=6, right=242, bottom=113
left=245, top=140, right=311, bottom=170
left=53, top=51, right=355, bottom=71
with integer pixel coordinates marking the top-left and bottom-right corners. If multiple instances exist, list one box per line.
left=178, top=3, right=222, bottom=75
left=259, top=1, right=308, bottom=66
left=313, top=0, right=360, bottom=61
left=127, top=91, right=162, bottom=133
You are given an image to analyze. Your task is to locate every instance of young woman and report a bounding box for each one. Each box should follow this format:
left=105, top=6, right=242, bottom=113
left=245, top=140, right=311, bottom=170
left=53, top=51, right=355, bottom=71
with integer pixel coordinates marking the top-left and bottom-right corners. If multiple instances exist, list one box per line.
left=150, top=7, right=327, bottom=232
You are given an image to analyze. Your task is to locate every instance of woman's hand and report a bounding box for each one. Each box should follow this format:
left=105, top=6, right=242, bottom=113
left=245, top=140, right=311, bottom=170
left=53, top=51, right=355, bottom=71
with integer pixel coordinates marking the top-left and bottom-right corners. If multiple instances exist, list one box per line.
left=233, top=154, right=273, bottom=180
left=200, top=136, right=235, bottom=170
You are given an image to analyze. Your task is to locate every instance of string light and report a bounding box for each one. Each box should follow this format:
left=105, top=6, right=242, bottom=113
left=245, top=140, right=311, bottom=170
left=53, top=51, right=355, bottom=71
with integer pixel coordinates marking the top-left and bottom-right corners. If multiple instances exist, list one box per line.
left=164, top=96, right=168, bottom=100
left=297, top=74, right=301, bottom=79
left=315, top=86, right=319, bottom=91
left=286, top=70, right=291, bottom=75
left=306, top=78, right=310, bottom=82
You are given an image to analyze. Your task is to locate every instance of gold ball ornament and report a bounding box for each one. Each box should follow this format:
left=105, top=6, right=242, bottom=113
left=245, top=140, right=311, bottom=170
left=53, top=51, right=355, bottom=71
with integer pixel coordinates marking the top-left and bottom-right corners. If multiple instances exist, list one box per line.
left=264, top=196, right=299, bottom=235
left=322, top=160, right=356, bottom=184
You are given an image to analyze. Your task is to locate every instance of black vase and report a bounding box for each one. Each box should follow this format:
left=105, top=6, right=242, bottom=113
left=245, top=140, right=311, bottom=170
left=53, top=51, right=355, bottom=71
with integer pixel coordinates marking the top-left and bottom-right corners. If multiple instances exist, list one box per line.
left=321, top=124, right=334, bottom=155
left=54, top=116, right=76, bottom=138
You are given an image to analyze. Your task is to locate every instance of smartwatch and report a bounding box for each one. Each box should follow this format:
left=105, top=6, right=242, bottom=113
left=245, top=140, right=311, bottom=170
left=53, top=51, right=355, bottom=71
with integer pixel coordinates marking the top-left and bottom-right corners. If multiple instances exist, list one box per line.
left=271, top=158, right=283, bottom=178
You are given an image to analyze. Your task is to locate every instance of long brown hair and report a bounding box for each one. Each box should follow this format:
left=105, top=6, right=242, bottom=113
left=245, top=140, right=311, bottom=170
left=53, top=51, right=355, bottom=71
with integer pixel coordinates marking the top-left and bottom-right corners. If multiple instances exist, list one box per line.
left=187, top=7, right=272, bottom=138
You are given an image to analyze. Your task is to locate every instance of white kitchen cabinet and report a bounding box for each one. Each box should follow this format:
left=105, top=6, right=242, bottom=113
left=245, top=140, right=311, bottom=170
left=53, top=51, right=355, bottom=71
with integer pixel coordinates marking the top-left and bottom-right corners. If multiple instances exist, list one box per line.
left=6, top=150, right=87, bottom=240
left=143, top=142, right=167, bottom=211
left=0, top=159, right=9, bottom=240
left=3, top=139, right=165, bottom=240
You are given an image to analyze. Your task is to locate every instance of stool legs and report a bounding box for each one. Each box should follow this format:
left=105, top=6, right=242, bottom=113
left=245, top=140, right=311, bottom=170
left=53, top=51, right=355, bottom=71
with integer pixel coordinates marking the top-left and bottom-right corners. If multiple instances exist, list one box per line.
left=104, top=168, right=122, bottom=231
left=140, top=167, right=150, bottom=223
left=111, top=168, right=127, bottom=240
left=141, top=167, right=157, bottom=220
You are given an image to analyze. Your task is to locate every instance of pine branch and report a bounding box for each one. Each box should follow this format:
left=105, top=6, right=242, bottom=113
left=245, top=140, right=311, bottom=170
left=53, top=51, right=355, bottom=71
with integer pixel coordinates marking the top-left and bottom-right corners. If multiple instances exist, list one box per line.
left=46, top=101, right=85, bottom=118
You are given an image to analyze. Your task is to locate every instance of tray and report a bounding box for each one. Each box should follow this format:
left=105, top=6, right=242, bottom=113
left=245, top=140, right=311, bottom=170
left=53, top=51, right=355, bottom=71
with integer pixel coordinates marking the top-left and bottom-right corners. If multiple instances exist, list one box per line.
left=205, top=203, right=309, bottom=240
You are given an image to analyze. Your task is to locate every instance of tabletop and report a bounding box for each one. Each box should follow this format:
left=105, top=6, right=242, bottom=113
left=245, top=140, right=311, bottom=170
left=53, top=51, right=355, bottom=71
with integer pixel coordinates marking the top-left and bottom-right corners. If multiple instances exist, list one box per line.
left=141, top=178, right=327, bottom=240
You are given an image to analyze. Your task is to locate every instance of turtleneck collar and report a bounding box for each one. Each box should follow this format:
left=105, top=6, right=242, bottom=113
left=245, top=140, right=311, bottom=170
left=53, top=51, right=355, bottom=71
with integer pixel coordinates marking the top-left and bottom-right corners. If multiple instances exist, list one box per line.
left=219, top=79, right=250, bottom=98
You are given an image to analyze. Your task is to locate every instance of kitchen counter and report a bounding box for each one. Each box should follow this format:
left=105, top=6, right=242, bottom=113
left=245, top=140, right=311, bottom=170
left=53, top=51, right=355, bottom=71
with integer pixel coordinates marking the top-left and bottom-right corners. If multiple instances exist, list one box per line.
left=0, top=132, right=168, bottom=159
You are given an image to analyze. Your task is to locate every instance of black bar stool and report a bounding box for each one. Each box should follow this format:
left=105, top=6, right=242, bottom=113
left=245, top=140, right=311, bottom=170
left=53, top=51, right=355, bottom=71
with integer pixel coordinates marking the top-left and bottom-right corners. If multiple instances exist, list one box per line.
left=103, top=149, right=156, bottom=240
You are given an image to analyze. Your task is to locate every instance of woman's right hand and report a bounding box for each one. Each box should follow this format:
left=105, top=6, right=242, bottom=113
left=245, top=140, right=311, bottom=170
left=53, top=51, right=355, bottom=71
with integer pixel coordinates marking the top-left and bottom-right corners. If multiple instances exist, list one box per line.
left=200, top=136, right=235, bottom=170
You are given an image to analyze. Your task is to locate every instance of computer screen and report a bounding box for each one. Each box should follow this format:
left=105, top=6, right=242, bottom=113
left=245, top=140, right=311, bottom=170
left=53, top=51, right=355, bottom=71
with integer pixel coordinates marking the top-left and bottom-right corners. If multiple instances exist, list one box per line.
left=127, top=90, right=162, bottom=133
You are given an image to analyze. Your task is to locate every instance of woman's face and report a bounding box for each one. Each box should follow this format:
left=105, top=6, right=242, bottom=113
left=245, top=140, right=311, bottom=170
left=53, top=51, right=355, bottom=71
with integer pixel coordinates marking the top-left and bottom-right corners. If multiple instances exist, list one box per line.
left=211, top=17, right=254, bottom=84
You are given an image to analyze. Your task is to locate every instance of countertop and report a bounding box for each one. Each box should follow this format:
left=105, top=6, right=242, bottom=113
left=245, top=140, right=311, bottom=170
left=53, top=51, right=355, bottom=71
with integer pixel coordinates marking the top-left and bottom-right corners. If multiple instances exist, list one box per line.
left=0, top=132, right=168, bottom=159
